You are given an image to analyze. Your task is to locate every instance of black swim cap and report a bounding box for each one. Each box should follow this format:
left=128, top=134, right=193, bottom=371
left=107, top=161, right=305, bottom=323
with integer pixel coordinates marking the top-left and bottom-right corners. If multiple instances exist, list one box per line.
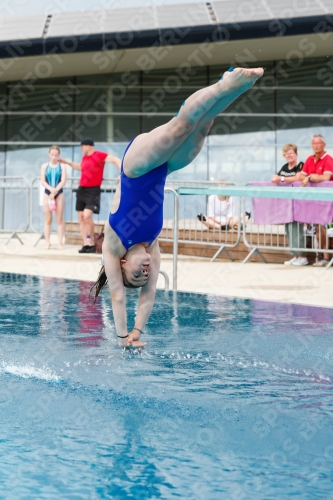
left=80, top=137, right=94, bottom=146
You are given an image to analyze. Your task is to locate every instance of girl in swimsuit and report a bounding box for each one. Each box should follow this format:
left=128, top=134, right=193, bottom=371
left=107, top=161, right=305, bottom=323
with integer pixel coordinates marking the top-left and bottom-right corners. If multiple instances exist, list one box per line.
left=92, top=67, right=264, bottom=348
left=40, top=145, right=67, bottom=250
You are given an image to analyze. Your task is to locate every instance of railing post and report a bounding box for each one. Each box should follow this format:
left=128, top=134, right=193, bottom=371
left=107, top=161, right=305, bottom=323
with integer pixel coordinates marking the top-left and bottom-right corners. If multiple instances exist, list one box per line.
left=164, top=187, right=179, bottom=291
left=158, top=270, right=170, bottom=290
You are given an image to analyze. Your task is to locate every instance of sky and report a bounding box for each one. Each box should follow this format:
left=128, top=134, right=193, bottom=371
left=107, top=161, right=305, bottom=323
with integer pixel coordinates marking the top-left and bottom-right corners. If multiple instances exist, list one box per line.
left=3, top=0, right=209, bottom=18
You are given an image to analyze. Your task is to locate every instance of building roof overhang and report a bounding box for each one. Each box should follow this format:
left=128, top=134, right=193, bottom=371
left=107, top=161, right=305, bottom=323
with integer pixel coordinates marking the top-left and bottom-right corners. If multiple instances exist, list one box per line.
left=0, top=1, right=332, bottom=81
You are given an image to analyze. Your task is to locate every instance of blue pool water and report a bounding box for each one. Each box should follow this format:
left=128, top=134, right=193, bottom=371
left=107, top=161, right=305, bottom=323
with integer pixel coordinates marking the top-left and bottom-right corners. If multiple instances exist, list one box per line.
left=0, top=272, right=333, bottom=499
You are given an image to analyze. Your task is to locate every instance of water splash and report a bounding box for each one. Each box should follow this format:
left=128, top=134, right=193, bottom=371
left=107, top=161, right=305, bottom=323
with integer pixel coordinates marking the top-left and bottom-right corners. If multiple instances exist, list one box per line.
left=1, top=363, right=60, bottom=382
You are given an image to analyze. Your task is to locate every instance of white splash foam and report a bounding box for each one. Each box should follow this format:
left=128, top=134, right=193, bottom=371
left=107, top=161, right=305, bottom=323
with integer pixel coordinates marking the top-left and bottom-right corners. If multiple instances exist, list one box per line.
left=2, top=364, right=60, bottom=382
left=216, top=354, right=331, bottom=382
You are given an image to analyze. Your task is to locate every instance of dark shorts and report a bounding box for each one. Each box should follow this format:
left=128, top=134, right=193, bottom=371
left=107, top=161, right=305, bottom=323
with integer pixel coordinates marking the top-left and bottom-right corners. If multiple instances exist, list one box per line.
left=45, top=188, right=63, bottom=198
left=76, top=186, right=101, bottom=214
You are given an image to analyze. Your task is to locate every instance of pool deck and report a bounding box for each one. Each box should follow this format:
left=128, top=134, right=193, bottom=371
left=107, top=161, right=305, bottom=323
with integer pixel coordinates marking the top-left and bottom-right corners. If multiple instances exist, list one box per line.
left=1, top=232, right=333, bottom=308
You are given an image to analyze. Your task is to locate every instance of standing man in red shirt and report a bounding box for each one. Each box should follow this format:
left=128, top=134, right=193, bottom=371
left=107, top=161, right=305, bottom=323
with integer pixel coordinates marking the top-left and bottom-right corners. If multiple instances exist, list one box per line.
left=61, top=138, right=121, bottom=253
left=300, top=134, right=333, bottom=266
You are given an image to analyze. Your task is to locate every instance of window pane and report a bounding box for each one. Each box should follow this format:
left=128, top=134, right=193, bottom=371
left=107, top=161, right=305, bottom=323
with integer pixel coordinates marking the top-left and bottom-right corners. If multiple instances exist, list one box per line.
left=74, top=115, right=108, bottom=143
left=142, top=67, right=219, bottom=114
left=0, top=83, right=6, bottom=152
left=33, top=77, right=71, bottom=85
left=7, top=81, right=77, bottom=112
left=0, top=147, right=5, bottom=176
left=210, top=116, right=276, bottom=139
left=75, top=87, right=109, bottom=141
left=143, top=67, right=207, bottom=87
left=0, top=120, right=5, bottom=143
left=142, top=84, right=188, bottom=114
left=75, top=85, right=140, bottom=142
left=7, top=115, right=73, bottom=143
left=276, top=90, right=333, bottom=115
left=208, top=143, right=275, bottom=183
left=226, top=87, right=274, bottom=114
left=73, top=113, right=139, bottom=143
left=276, top=119, right=333, bottom=147
left=75, top=88, right=106, bottom=111
left=113, top=88, right=140, bottom=113
left=76, top=73, right=140, bottom=85
left=76, top=74, right=112, bottom=85
left=275, top=57, right=332, bottom=87
left=112, top=116, right=140, bottom=142
left=76, top=87, right=140, bottom=112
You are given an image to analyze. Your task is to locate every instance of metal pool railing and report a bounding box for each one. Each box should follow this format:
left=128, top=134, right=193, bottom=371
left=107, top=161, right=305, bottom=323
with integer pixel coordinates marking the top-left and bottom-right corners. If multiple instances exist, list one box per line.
left=0, top=176, right=30, bottom=245
left=162, top=187, right=179, bottom=291
left=177, top=184, right=333, bottom=270
left=4, top=178, right=333, bottom=286
left=164, top=181, right=240, bottom=262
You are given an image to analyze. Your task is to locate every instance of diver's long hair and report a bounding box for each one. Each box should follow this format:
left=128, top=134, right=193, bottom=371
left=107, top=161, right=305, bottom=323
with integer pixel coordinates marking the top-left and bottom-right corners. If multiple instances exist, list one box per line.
left=91, top=265, right=141, bottom=303
left=91, top=265, right=108, bottom=303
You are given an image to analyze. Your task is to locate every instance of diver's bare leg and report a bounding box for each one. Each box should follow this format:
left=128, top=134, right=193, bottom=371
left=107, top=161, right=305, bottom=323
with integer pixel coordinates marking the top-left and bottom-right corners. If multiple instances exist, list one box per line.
left=124, top=67, right=264, bottom=177
left=167, top=68, right=263, bottom=172
left=167, top=118, right=214, bottom=173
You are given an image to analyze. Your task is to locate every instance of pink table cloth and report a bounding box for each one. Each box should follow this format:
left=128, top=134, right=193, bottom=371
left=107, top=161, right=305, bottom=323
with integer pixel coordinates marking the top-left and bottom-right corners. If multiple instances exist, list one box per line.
left=250, top=182, right=293, bottom=224
left=292, top=181, right=333, bottom=224
left=250, top=181, right=333, bottom=225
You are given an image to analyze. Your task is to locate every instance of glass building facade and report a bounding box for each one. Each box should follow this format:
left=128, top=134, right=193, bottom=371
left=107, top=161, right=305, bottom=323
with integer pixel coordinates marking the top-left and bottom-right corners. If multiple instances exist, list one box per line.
left=1, top=56, right=333, bottom=184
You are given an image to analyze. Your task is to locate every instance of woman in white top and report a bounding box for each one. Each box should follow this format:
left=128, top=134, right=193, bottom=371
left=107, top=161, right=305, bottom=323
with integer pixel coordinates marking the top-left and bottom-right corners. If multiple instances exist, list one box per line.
left=207, top=194, right=234, bottom=229
left=197, top=181, right=241, bottom=230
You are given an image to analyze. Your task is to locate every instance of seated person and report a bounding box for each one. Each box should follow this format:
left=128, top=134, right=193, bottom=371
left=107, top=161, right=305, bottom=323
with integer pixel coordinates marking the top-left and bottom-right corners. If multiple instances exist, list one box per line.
left=271, top=143, right=307, bottom=266
left=300, top=134, right=333, bottom=267
left=197, top=180, right=247, bottom=230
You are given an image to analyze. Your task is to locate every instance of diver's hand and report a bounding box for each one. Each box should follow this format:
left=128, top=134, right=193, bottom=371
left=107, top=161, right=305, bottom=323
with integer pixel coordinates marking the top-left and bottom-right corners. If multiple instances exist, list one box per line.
left=117, top=330, right=146, bottom=348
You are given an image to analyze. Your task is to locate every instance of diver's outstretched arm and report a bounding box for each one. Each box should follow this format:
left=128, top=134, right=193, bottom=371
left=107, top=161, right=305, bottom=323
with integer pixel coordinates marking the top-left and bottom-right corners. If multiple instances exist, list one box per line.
left=103, top=240, right=154, bottom=348
left=103, top=242, right=128, bottom=342
left=126, top=243, right=161, bottom=347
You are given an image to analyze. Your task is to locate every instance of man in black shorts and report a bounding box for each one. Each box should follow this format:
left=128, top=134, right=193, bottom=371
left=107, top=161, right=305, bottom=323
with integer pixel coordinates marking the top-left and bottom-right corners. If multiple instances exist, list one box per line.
left=60, top=138, right=121, bottom=253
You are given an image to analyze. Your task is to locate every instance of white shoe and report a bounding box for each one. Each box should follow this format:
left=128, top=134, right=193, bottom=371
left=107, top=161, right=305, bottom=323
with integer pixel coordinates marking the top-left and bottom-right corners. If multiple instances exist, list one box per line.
left=284, top=257, right=297, bottom=266
left=313, top=259, right=329, bottom=267
left=292, top=257, right=309, bottom=266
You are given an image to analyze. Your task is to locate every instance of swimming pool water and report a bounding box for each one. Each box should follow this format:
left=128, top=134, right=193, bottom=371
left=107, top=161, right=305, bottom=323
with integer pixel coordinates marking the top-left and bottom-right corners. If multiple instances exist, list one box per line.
left=0, top=272, right=332, bottom=499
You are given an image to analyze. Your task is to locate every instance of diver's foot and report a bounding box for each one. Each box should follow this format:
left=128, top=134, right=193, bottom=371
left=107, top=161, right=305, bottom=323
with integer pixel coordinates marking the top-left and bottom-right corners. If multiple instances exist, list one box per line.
left=57, top=245, right=64, bottom=250
left=220, top=67, right=263, bottom=93
left=44, top=243, right=50, bottom=250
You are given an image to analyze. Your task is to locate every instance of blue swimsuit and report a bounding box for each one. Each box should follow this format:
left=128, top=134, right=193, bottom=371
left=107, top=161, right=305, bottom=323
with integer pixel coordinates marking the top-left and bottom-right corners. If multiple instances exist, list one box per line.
left=45, top=163, right=63, bottom=198
left=109, top=139, right=168, bottom=250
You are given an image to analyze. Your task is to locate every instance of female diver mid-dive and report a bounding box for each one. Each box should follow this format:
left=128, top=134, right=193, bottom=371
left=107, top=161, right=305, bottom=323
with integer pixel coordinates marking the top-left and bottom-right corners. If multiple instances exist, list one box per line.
left=92, top=67, right=264, bottom=348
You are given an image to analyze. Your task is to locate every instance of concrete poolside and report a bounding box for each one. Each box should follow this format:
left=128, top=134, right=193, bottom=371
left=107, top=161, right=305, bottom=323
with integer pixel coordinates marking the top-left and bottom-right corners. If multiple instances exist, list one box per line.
left=1, top=232, right=333, bottom=309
